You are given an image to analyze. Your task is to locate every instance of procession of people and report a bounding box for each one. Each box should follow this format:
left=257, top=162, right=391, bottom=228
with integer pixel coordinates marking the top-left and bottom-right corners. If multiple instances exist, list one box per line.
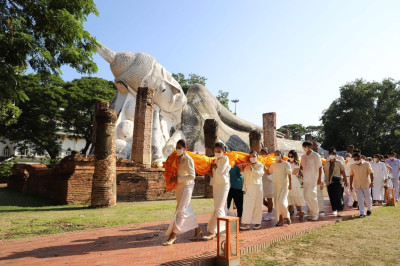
left=163, top=139, right=400, bottom=245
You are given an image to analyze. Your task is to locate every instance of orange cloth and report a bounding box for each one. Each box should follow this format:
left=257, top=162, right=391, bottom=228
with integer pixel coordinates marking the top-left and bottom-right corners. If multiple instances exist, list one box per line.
left=163, top=151, right=292, bottom=191
left=162, top=151, right=179, bottom=192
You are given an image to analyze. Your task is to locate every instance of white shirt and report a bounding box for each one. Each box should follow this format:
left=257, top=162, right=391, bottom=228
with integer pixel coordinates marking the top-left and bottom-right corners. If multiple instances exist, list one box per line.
left=211, top=155, right=231, bottom=186
left=242, top=162, right=264, bottom=186
left=301, top=151, right=322, bottom=183
left=370, top=161, right=387, bottom=181
left=177, top=152, right=195, bottom=184
left=269, top=161, right=292, bottom=185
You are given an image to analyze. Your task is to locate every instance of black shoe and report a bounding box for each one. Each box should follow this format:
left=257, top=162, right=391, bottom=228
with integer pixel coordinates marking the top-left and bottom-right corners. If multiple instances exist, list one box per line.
left=358, top=214, right=365, bottom=218
left=353, top=201, right=358, bottom=208
left=367, top=210, right=371, bottom=216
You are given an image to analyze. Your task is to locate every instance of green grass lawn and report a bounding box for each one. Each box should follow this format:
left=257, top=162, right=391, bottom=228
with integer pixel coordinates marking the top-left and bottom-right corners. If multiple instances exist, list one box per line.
left=242, top=204, right=400, bottom=266
left=0, top=184, right=213, bottom=240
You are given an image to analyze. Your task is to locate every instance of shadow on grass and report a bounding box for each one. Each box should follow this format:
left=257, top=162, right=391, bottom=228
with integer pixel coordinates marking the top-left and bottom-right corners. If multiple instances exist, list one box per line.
left=0, top=186, right=89, bottom=212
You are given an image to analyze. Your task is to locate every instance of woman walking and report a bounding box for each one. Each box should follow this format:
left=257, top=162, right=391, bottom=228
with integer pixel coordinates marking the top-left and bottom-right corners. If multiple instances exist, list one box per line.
left=164, top=139, right=201, bottom=245
left=287, top=150, right=306, bottom=219
left=203, top=142, right=231, bottom=240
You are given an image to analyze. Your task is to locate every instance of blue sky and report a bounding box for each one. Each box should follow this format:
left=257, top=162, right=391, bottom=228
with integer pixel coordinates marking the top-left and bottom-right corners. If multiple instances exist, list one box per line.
left=61, top=0, right=400, bottom=128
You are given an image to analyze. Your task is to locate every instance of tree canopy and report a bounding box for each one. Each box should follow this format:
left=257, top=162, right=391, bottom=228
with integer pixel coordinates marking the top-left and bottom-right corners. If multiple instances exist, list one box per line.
left=0, top=74, right=115, bottom=159
left=61, top=77, right=116, bottom=154
left=321, top=78, right=400, bottom=155
left=0, top=0, right=99, bottom=102
left=278, top=124, right=306, bottom=139
left=172, top=73, right=207, bottom=94
left=216, top=90, right=230, bottom=110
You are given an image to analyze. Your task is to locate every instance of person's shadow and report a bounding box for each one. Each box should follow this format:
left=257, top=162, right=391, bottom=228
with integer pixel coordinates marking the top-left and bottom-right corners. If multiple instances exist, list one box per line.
left=0, top=222, right=209, bottom=262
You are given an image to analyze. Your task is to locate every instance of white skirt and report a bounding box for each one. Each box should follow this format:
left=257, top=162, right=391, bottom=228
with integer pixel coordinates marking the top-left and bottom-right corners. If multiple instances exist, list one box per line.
left=274, top=182, right=290, bottom=220
left=165, top=180, right=198, bottom=236
left=288, top=176, right=306, bottom=206
left=207, top=183, right=230, bottom=234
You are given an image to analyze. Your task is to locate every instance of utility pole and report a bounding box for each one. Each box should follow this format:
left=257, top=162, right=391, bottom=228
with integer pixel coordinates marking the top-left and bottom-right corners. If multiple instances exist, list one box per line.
left=231, top=99, right=239, bottom=115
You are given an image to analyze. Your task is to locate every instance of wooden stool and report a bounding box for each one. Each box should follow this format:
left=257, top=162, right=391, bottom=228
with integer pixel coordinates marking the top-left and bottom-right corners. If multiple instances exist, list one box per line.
left=385, top=188, right=396, bottom=206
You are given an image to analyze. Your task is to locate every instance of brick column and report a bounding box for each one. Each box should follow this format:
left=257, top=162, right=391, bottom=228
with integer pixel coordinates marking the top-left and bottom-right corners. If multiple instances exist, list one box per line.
left=305, top=133, right=313, bottom=142
left=249, top=130, right=262, bottom=153
left=131, top=87, right=154, bottom=166
left=91, top=101, right=117, bottom=208
left=263, top=112, right=277, bottom=153
left=204, top=119, right=218, bottom=198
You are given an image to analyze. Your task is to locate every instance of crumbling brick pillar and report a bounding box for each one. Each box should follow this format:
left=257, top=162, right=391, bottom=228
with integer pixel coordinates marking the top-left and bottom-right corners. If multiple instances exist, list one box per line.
left=263, top=112, right=277, bottom=153
left=131, top=87, right=154, bottom=166
left=249, top=130, right=262, bottom=153
left=204, top=119, right=218, bottom=198
left=305, top=133, right=313, bottom=142
left=91, top=101, right=117, bottom=208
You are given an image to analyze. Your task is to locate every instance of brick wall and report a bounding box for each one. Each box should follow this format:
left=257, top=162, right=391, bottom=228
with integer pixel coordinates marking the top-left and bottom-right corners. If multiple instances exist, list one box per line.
left=7, top=155, right=205, bottom=204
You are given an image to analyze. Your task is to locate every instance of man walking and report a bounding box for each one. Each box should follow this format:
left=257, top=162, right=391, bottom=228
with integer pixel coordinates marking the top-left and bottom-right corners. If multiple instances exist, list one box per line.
left=301, top=141, right=322, bottom=221
left=385, top=152, right=400, bottom=202
left=350, top=153, right=374, bottom=218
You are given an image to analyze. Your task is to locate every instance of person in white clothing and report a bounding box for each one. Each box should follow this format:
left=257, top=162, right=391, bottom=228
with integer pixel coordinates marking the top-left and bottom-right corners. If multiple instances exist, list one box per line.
left=385, top=152, right=400, bottom=202
left=239, top=151, right=264, bottom=230
left=203, top=142, right=231, bottom=240
left=265, top=150, right=292, bottom=226
left=344, top=153, right=358, bottom=207
left=260, top=148, right=274, bottom=221
left=164, top=139, right=200, bottom=245
left=287, top=150, right=305, bottom=219
left=370, top=154, right=388, bottom=205
left=300, top=141, right=322, bottom=221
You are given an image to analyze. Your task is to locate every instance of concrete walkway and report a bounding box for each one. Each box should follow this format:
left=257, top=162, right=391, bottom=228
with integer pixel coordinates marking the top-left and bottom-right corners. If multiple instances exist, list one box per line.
left=0, top=199, right=370, bottom=266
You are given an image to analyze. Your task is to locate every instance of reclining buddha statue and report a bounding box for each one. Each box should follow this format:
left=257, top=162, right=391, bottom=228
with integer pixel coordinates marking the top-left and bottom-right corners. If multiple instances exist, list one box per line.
left=97, top=43, right=265, bottom=167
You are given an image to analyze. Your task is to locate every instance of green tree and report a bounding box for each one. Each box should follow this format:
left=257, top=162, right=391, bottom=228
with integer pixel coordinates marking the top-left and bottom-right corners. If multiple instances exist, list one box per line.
left=61, top=77, right=116, bottom=155
left=0, top=74, right=66, bottom=159
left=0, top=0, right=98, bottom=103
left=278, top=124, right=306, bottom=140
left=216, top=90, right=230, bottom=110
left=321, top=78, right=400, bottom=155
left=305, top=125, right=325, bottom=143
left=0, top=100, right=21, bottom=127
left=172, top=73, right=207, bottom=94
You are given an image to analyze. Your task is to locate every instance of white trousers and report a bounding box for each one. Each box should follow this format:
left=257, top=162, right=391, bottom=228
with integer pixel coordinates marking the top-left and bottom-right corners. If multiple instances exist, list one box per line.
left=345, top=176, right=357, bottom=205
left=207, top=183, right=230, bottom=234
left=242, top=184, right=263, bottom=224
left=166, top=181, right=198, bottom=236
left=317, top=184, right=324, bottom=212
left=355, top=188, right=372, bottom=215
left=393, top=177, right=399, bottom=200
left=274, top=182, right=289, bottom=220
left=303, top=182, right=319, bottom=216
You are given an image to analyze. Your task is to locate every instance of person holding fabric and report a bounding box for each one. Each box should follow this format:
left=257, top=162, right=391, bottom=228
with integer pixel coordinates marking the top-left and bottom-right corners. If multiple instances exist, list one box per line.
left=385, top=152, right=400, bottom=202
left=370, top=154, right=388, bottom=205
left=239, top=151, right=264, bottom=230
left=344, top=153, right=358, bottom=207
left=227, top=165, right=244, bottom=219
left=164, top=139, right=201, bottom=245
left=350, top=153, right=374, bottom=218
left=323, top=148, right=347, bottom=217
left=260, top=148, right=274, bottom=221
left=203, top=142, right=231, bottom=240
left=301, top=141, right=323, bottom=221
left=265, top=150, right=292, bottom=226
left=287, top=150, right=305, bottom=219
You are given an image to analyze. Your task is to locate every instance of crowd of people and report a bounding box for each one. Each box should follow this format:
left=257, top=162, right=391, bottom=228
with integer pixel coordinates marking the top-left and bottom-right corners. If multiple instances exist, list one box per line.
left=163, top=139, right=400, bottom=245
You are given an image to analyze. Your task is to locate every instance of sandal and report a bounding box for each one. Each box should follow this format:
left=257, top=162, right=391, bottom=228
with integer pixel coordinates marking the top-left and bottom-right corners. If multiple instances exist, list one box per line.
left=275, top=222, right=283, bottom=227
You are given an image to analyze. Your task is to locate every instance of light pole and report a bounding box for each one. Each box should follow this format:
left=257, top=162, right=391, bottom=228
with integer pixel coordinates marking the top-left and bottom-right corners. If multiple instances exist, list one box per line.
left=231, top=99, right=239, bottom=115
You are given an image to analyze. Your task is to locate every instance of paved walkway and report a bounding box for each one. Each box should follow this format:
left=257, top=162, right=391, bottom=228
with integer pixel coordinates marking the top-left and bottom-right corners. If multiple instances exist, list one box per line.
left=0, top=199, right=373, bottom=266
